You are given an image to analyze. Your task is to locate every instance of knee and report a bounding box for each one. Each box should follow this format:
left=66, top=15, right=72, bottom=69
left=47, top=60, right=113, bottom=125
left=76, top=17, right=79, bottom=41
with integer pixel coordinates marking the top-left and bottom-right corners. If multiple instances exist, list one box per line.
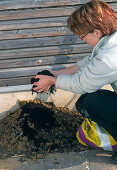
left=75, top=91, right=98, bottom=113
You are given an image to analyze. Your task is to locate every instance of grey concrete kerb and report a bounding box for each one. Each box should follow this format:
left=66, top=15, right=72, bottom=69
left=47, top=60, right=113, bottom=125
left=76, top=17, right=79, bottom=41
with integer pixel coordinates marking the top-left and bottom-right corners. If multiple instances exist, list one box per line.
left=0, top=150, right=117, bottom=170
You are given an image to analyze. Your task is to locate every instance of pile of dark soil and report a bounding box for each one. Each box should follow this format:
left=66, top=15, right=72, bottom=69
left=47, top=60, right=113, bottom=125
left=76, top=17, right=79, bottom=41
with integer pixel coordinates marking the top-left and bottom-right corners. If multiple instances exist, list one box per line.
left=0, top=99, right=91, bottom=160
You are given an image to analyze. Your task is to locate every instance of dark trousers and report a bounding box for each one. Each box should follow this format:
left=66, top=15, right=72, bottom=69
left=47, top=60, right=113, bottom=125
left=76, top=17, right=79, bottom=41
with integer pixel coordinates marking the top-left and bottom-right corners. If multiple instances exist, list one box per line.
left=75, top=89, right=117, bottom=142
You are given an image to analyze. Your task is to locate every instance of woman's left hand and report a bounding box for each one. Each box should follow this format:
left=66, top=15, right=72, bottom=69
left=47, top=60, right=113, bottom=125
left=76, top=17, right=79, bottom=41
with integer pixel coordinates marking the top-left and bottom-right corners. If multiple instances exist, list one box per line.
left=33, top=75, right=56, bottom=93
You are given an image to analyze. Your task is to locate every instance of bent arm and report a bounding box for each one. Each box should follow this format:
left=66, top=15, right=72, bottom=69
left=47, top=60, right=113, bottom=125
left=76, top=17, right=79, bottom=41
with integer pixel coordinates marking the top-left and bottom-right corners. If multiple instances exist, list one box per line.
left=51, top=56, right=91, bottom=77
left=56, top=55, right=117, bottom=94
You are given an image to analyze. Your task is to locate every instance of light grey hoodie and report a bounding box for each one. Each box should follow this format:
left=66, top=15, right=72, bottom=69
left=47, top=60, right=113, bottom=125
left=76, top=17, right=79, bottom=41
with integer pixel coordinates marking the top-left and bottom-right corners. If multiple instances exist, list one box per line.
left=56, top=31, right=117, bottom=94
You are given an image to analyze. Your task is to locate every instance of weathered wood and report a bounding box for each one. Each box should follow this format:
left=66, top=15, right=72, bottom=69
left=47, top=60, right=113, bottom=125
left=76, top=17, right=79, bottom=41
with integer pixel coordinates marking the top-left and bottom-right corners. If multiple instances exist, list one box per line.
left=0, top=4, right=116, bottom=21
left=0, top=35, right=81, bottom=50
left=0, top=0, right=88, bottom=11
left=0, top=52, right=91, bottom=69
left=0, top=85, right=32, bottom=93
left=0, top=76, right=33, bottom=87
left=0, top=63, right=75, bottom=79
left=0, top=17, right=67, bottom=31
left=0, top=0, right=117, bottom=92
left=0, top=27, right=72, bottom=40
left=0, top=7, right=75, bottom=21
left=0, top=0, right=115, bottom=11
left=0, top=44, right=92, bottom=60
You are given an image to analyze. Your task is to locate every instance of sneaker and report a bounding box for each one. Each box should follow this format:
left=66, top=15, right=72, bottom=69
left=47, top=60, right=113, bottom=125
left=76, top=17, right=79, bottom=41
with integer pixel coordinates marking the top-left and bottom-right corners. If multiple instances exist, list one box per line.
left=112, top=151, right=117, bottom=164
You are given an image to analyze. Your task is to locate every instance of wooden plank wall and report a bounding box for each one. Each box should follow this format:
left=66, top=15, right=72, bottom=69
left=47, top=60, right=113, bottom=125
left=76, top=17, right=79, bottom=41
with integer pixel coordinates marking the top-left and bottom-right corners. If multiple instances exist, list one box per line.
left=0, top=0, right=116, bottom=91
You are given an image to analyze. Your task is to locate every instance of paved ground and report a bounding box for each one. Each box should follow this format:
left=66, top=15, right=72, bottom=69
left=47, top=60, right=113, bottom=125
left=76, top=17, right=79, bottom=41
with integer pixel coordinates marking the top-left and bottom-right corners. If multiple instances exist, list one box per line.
left=0, top=150, right=117, bottom=170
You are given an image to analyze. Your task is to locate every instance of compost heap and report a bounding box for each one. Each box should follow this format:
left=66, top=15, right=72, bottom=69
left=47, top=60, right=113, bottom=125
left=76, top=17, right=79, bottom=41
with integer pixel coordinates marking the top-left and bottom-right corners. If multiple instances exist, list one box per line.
left=0, top=99, right=91, bottom=160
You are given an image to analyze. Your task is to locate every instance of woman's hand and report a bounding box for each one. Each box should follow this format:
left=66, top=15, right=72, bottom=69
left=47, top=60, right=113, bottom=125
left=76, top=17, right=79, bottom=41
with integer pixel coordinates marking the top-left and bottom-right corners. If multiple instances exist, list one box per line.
left=33, top=75, right=56, bottom=93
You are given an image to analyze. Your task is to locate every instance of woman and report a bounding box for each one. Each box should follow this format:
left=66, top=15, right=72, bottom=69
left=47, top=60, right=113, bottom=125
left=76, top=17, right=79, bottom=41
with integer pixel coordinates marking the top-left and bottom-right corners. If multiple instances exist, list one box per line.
left=33, top=0, right=117, bottom=163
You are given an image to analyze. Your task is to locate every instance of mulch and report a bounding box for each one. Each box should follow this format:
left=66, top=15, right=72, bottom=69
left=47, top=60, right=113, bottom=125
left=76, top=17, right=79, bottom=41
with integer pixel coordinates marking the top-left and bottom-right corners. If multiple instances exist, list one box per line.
left=0, top=99, right=91, bottom=160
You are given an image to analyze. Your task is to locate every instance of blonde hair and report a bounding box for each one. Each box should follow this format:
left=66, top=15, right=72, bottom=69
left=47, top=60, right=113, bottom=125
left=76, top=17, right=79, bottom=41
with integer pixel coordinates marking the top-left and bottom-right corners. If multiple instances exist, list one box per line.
left=67, top=0, right=117, bottom=36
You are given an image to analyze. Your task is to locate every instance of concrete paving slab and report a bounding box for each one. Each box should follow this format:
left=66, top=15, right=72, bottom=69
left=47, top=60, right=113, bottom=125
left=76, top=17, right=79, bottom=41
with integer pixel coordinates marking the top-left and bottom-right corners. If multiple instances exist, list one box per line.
left=0, top=150, right=117, bottom=170
left=80, top=150, right=117, bottom=170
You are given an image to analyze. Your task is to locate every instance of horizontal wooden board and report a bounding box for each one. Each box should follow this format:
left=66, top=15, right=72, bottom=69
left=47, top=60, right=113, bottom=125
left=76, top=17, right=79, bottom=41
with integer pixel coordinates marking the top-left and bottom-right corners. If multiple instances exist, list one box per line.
left=0, top=44, right=92, bottom=60
left=0, top=35, right=82, bottom=50
left=0, top=27, right=72, bottom=40
left=0, top=17, right=67, bottom=31
left=0, top=0, right=115, bottom=11
left=0, top=7, right=76, bottom=21
left=0, top=85, right=32, bottom=93
left=0, top=76, right=33, bottom=87
left=0, top=0, right=89, bottom=11
left=0, top=52, right=91, bottom=69
left=0, top=4, right=116, bottom=21
left=0, top=63, right=76, bottom=79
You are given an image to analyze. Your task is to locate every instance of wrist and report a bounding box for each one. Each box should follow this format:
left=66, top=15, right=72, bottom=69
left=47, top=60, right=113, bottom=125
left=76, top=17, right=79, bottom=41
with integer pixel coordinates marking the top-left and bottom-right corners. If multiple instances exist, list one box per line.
left=51, top=71, right=58, bottom=77
left=51, top=76, right=56, bottom=85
